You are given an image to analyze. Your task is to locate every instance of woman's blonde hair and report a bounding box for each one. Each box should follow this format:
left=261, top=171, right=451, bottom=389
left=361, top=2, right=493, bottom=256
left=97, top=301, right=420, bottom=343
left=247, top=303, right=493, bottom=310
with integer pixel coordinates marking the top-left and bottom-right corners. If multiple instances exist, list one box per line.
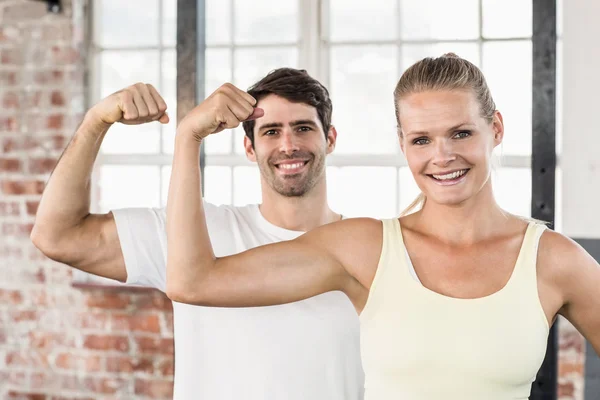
left=396, top=53, right=496, bottom=216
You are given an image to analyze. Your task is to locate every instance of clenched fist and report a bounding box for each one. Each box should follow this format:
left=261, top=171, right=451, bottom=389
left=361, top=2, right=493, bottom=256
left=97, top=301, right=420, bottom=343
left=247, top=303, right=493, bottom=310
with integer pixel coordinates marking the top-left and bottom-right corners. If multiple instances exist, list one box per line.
left=89, top=83, right=169, bottom=126
left=178, top=83, right=264, bottom=142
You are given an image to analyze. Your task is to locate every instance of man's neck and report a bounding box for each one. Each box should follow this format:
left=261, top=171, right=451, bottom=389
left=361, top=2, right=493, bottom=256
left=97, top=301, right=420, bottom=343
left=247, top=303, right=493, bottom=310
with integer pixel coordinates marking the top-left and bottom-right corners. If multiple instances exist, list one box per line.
left=258, top=180, right=340, bottom=232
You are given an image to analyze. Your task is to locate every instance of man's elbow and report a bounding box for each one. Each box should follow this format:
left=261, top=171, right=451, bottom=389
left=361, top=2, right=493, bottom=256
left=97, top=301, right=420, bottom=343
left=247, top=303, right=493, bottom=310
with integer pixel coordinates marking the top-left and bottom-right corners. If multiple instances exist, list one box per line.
left=30, top=224, right=67, bottom=262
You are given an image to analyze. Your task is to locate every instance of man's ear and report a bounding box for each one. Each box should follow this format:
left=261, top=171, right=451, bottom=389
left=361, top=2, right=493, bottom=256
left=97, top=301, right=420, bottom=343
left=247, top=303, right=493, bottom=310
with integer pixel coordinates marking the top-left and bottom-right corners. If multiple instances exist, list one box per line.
left=244, top=135, right=256, bottom=162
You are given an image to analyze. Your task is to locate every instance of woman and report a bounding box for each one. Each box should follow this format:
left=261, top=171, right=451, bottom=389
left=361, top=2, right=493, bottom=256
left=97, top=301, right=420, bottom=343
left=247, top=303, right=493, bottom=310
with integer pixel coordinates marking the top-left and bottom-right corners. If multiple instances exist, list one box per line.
left=166, top=54, right=600, bottom=399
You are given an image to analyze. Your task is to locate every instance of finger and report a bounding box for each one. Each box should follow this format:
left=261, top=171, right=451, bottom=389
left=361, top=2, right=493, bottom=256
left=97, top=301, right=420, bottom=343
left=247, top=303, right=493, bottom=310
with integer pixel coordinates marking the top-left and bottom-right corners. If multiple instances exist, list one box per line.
left=130, top=85, right=149, bottom=120
left=137, top=83, right=160, bottom=118
left=229, top=95, right=256, bottom=121
left=147, top=84, right=168, bottom=116
left=119, top=90, right=139, bottom=120
left=221, top=83, right=257, bottom=107
left=218, top=107, right=241, bottom=132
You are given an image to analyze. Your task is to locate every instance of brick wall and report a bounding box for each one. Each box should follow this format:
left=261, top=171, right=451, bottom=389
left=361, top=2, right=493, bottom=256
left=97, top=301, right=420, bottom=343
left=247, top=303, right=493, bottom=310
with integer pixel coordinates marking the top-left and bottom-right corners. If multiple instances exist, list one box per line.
left=0, top=1, right=174, bottom=398
left=0, top=0, right=587, bottom=399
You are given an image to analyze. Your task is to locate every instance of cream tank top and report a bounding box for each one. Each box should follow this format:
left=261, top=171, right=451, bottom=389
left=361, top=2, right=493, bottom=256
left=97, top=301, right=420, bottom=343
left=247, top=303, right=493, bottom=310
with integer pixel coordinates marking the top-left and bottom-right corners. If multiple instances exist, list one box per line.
left=360, top=219, right=550, bottom=400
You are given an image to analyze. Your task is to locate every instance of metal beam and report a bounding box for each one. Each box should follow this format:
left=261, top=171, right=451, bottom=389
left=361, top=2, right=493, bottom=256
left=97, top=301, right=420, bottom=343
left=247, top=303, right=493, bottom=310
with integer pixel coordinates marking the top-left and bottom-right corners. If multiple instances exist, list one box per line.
left=177, top=0, right=206, bottom=190
left=530, top=0, right=558, bottom=399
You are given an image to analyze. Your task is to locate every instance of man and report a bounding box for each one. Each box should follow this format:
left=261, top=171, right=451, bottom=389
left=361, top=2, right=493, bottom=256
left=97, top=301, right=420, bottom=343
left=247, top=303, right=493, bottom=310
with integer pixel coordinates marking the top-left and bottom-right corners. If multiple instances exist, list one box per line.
left=31, top=68, right=364, bottom=400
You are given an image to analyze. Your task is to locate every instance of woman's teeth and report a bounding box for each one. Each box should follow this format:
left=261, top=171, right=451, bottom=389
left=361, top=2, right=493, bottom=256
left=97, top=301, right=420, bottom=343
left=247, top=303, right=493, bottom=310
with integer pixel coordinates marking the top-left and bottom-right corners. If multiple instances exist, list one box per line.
left=432, top=169, right=468, bottom=180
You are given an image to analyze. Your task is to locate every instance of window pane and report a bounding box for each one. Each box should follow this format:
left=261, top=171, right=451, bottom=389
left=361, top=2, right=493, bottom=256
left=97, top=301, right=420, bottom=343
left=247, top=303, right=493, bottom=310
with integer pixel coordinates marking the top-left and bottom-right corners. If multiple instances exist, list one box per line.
left=398, top=167, right=423, bottom=214
left=161, top=49, right=178, bottom=154
left=234, top=0, right=298, bottom=45
left=233, top=166, right=262, bottom=206
left=330, top=45, right=399, bottom=154
left=492, top=167, right=531, bottom=217
left=98, top=166, right=160, bottom=212
left=483, top=41, right=532, bottom=156
left=95, top=0, right=160, bottom=47
left=205, top=48, right=233, bottom=154
left=401, top=42, right=480, bottom=70
left=162, top=0, right=177, bottom=47
left=233, top=47, right=298, bottom=90
left=327, top=167, right=397, bottom=218
left=482, top=0, right=532, bottom=39
left=98, top=51, right=161, bottom=99
left=329, top=0, right=397, bottom=42
left=206, top=0, right=231, bottom=45
left=97, top=51, right=161, bottom=154
left=401, top=0, right=479, bottom=40
left=204, top=166, right=233, bottom=205
left=101, top=122, right=161, bottom=154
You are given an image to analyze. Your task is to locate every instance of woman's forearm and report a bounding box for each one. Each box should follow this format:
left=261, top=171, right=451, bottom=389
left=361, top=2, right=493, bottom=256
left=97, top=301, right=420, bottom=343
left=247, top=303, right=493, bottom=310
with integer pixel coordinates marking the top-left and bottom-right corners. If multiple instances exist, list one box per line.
left=166, top=133, right=216, bottom=300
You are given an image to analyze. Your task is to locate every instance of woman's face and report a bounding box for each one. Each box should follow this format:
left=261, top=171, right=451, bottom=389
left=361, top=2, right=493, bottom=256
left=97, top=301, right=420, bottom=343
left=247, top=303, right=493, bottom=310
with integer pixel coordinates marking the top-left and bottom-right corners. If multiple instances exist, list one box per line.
left=398, top=89, right=504, bottom=208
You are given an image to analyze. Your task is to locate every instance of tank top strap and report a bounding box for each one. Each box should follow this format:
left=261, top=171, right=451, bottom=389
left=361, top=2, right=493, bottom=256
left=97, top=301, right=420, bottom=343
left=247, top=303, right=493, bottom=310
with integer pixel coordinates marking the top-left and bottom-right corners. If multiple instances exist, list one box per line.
left=360, top=218, right=411, bottom=321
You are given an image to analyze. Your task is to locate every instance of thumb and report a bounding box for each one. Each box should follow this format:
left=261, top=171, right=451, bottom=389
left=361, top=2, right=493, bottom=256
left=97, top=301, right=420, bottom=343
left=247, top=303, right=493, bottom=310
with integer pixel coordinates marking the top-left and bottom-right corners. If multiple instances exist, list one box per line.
left=158, top=112, right=170, bottom=124
left=247, top=107, right=264, bottom=121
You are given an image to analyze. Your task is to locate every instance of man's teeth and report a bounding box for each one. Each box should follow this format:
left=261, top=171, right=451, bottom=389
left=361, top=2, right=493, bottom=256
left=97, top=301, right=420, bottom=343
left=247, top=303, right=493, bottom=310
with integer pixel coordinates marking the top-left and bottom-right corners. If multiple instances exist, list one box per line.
left=432, top=169, right=467, bottom=180
left=279, top=162, right=304, bottom=170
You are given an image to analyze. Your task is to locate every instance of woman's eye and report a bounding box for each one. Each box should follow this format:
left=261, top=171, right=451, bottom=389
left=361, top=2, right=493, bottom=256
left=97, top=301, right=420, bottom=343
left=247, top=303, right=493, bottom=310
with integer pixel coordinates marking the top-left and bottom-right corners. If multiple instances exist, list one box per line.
left=455, top=130, right=472, bottom=139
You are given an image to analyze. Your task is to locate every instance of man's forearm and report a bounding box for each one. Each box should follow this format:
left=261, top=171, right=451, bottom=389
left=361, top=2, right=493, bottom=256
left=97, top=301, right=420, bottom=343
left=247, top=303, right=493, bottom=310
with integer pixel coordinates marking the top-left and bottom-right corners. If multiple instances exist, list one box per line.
left=32, top=112, right=110, bottom=242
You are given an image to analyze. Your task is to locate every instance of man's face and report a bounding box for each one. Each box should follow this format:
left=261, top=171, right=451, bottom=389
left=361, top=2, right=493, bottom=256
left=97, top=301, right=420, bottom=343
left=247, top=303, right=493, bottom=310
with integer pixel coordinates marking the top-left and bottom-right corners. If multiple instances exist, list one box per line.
left=244, top=94, right=336, bottom=197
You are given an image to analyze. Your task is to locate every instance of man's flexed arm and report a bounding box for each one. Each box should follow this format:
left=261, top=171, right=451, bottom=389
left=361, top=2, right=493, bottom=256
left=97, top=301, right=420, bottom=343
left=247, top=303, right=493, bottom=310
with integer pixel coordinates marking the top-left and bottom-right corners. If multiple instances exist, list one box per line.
left=31, top=83, right=169, bottom=282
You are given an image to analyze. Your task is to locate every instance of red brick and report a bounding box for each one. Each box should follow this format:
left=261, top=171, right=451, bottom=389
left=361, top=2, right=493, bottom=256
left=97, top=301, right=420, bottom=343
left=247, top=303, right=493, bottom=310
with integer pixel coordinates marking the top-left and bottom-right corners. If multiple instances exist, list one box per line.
left=0, top=158, right=22, bottom=172
left=0, top=201, right=21, bottom=216
left=29, top=158, right=57, bottom=174
left=111, top=313, right=161, bottom=333
left=51, top=90, right=66, bottom=106
left=50, top=45, right=80, bottom=65
left=27, top=201, right=40, bottom=216
left=1, top=180, right=45, bottom=195
left=84, top=334, right=129, bottom=352
left=0, top=370, right=27, bottom=387
left=0, top=70, right=18, bottom=86
left=0, top=244, right=23, bottom=258
left=2, top=91, right=20, bottom=108
left=50, top=397, right=95, bottom=400
left=559, top=330, right=585, bottom=353
left=558, top=381, right=574, bottom=397
left=55, top=353, right=102, bottom=372
left=21, top=135, right=67, bottom=152
left=0, top=116, right=18, bottom=132
left=77, top=312, right=109, bottom=330
left=135, top=336, right=174, bottom=355
left=0, top=289, right=23, bottom=304
left=33, top=70, right=64, bottom=85
left=2, top=222, right=34, bottom=237
left=10, top=310, right=38, bottom=322
left=46, top=114, right=64, bottom=130
left=83, top=377, right=126, bottom=394
left=29, top=331, right=76, bottom=349
left=85, top=291, right=131, bottom=310
left=106, top=356, right=154, bottom=374
left=6, top=392, right=46, bottom=400
left=158, top=358, right=174, bottom=377
left=135, top=291, right=173, bottom=312
left=134, top=378, right=174, bottom=398
left=1, top=48, right=24, bottom=65
left=6, top=351, right=50, bottom=368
